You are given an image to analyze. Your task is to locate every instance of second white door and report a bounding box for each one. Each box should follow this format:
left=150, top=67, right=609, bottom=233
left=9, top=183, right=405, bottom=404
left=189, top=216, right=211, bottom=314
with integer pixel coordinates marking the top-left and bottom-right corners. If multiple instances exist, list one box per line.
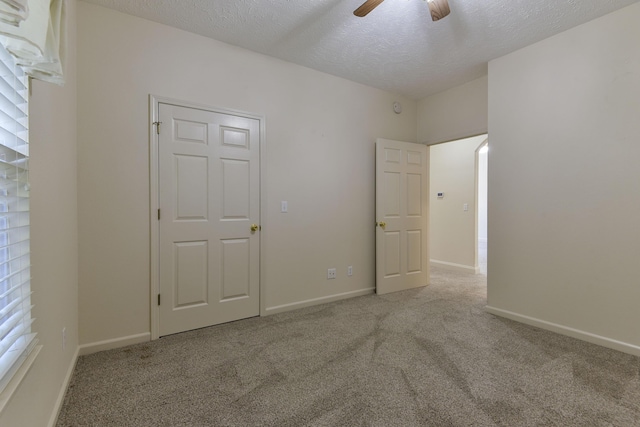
left=376, top=139, right=429, bottom=295
left=158, top=103, right=260, bottom=336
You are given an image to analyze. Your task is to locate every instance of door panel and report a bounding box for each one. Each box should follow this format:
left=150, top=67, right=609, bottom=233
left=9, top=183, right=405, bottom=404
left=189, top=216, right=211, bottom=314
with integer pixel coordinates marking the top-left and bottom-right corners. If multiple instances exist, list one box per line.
left=175, top=119, right=207, bottom=143
left=159, top=103, right=260, bottom=336
left=175, top=155, right=208, bottom=220
left=221, top=238, right=250, bottom=300
left=383, top=172, right=401, bottom=216
left=376, top=139, right=429, bottom=295
left=221, top=127, right=249, bottom=148
left=384, top=232, right=401, bottom=277
left=407, top=230, right=422, bottom=273
left=221, top=159, right=250, bottom=218
left=174, top=241, right=208, bottom=307
left=406, top=174, right=422, bottom=216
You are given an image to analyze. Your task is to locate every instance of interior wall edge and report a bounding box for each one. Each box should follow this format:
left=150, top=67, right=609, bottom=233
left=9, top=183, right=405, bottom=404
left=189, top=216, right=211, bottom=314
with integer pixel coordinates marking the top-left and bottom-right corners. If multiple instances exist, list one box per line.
left=422, top=127, right=489, bottom=146
left=46, top=346, right=79, bottom=427
left=430, top=260, right=478, bottom=273
left=417, top=75, right=488, bottom=144
left=78, top=333, right=151, bottom=356
left=264, top=288, right=376, bottom=316
left=486, top=2, right=640, bottom=349
left=485, top=306, right=640, bottom=357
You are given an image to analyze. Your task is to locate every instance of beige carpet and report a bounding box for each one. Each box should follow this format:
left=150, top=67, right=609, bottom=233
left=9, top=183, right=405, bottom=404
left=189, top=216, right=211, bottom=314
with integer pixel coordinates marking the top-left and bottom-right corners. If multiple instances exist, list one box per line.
left=56, top=265, right=640, bottom=426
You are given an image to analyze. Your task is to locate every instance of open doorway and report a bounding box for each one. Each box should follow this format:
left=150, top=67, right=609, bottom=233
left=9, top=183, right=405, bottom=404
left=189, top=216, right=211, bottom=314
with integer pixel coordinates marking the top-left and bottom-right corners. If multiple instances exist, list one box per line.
left=429, top=134, right=488, bottom=274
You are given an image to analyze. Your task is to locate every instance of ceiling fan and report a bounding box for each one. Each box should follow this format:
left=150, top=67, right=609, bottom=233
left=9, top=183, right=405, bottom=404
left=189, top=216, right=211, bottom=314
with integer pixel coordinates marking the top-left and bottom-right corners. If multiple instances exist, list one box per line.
left=354, top=0, right=451, bottom=21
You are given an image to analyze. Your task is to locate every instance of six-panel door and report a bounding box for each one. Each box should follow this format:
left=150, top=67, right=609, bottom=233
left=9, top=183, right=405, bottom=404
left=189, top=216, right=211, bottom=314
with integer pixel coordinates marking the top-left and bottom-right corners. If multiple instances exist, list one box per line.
left=375, top=139, right=429, bottom=295
left=158, top=104, right=260, bottom=336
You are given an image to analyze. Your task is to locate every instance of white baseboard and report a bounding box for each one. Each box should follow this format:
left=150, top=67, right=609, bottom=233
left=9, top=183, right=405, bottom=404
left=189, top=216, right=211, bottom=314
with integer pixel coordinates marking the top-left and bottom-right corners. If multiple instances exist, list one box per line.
left=264, top=288, right=375, bottom=315
left=78, top=332, right=151, bottom=356
left=47, top=345, right=80, bottom=427
left=431, top=259, right=479, bottom=273
left=485, top=306, right=640, bottom=357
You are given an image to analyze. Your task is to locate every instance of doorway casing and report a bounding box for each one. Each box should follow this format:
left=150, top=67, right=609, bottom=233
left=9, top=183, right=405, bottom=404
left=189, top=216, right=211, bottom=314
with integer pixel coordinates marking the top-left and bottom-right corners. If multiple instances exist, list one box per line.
left=474, top=138, right=488, bottom=274
left=149, top=95, right=267, bottom=340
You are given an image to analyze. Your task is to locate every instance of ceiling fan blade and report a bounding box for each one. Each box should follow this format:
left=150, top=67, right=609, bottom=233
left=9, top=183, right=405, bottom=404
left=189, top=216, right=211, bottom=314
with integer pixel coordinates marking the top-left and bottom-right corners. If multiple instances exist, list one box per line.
left=354, top=0, right=385, bottom=17
left=428, top=0, right=450, bottom=21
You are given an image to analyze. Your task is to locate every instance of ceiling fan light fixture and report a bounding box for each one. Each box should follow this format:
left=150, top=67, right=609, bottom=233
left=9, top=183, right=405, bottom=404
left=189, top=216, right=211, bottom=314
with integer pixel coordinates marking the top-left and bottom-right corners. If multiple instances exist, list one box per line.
left=353, top=0, right=450, bottom=21
left=427, top=0, right=450, bottom=22
left=353, top=0, right=385, bottom=17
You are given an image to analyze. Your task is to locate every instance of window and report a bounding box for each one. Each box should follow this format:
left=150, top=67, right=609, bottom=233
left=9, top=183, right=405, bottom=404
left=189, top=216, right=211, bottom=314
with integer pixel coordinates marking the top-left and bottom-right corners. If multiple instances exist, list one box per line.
left=0, top=42, right=34, bottom=393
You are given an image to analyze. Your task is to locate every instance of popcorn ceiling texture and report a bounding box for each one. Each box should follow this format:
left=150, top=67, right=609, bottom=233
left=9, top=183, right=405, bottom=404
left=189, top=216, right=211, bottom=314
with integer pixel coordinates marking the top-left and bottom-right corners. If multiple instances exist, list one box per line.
left=80, top=0, right=638, bottom=99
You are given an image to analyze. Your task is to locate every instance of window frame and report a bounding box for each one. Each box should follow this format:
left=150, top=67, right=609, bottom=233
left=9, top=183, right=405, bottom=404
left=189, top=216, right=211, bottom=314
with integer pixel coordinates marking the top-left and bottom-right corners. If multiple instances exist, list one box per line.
left=0, top=41, right=38, bottom=409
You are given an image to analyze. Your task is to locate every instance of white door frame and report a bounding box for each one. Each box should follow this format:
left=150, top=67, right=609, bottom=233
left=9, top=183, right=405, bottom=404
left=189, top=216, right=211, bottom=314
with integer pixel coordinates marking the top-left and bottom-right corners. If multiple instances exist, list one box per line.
left=149, top=95, right=267, bottom=340
left=474, top=138, right=488, bottom=272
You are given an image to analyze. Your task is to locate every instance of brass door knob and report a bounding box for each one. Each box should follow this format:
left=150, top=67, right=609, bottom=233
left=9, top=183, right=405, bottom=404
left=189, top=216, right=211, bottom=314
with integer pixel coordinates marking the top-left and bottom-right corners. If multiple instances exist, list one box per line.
left=251, top=224, right=259, bottom=232
left=377, top=221, right=386, bottom=228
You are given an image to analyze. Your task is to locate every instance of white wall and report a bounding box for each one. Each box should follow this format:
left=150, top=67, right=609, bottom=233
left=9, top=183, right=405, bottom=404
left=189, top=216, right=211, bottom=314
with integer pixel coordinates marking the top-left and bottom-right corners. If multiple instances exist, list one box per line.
left=417, top=76, right=488, bottom=145
left=0, top=1, right=78, bottom=426
left=487, top=3, right=640, bottom=354
left=429, top=135, right=486, bottom=270
left=77, top=3, right=417, bottom=347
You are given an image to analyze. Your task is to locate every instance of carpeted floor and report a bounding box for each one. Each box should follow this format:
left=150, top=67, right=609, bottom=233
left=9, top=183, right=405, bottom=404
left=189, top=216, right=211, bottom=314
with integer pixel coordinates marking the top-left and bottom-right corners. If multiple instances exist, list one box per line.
left=56, top=264, right=640, bottom=426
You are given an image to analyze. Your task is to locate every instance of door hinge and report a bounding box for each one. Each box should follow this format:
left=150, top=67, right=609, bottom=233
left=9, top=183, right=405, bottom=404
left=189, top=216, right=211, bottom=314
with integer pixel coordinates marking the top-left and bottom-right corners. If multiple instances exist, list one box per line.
left=158, top=209, right=161, bottom=220
left=153, top=121, right=162, bottom=134
left=157, top=294, right=161, bottom=306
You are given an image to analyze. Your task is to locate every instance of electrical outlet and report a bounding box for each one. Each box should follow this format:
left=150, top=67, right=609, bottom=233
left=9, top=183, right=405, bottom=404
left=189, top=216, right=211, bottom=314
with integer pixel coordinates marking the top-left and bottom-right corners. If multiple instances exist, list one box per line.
left=347, top=266, right=353, bottom=276
left=327, top=268, right=336, bottom=279
left=62, top=327, right=66, bottom=350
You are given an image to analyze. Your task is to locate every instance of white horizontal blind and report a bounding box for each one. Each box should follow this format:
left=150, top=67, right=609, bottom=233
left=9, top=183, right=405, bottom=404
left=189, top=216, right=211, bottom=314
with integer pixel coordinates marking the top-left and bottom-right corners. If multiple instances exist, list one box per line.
left=0, top=41, right=34, bottom=392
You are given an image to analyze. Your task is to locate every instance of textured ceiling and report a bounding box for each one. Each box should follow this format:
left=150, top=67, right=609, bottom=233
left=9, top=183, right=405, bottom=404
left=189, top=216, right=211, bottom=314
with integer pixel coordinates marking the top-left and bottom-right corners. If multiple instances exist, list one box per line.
left=80, top=0, right=639, bottom=99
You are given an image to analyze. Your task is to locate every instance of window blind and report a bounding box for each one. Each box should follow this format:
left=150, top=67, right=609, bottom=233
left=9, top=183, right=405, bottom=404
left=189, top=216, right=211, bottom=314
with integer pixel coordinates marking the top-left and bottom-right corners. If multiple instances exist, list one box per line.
left=0, top=41, right=34, bottom=392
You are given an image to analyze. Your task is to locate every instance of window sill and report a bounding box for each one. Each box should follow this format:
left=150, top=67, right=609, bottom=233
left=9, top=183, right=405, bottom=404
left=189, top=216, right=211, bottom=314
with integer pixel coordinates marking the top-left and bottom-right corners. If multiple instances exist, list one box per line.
left=0, top=345, right=42, bottom=415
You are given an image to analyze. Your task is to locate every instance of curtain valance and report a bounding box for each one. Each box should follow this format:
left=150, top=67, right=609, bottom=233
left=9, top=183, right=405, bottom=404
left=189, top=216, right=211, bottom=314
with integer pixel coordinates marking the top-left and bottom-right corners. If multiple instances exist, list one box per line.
left=0, top=0, right=65, bottom=85
left=0, top=0, right=28, bottom=26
